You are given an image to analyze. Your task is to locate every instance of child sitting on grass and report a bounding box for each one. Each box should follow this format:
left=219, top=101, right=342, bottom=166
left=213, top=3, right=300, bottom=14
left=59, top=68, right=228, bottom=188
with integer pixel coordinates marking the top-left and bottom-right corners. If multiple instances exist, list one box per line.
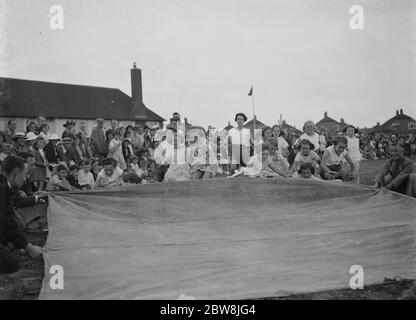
left=230, top=144, right=291, bottom=178
left=45, top=164, right=75, bottom=191
left=268, top=139, right=290, bottom=175
left=78, top=159, right=95, bottom=189
left=320, top=136, right=356, bottom=181
left=93, top=158, right=124, bottom=189
left=291, top=139, right=321, bottom=177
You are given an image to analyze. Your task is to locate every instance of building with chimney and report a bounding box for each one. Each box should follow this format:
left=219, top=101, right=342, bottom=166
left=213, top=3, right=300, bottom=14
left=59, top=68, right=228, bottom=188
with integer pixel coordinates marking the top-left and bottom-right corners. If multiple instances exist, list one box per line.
left=368, top=109, right=416, bottom=135
left=315, top=111, right=351, bottom=134
left=0, top=63, right=165, bottom=137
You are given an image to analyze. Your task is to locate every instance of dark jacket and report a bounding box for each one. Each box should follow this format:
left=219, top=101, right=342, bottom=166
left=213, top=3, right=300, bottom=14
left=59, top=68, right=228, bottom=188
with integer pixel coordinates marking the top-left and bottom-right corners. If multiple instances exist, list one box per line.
left=374, top=157, right=415, bottom=188
left=44, top=142, right=60, bottom=164
left=0, top=174, right=28, bottom=249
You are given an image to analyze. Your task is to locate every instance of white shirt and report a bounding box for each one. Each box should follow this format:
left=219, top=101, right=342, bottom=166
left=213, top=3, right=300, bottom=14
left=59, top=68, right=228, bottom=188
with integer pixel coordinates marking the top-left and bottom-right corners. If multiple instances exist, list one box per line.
left=78, top=170, right=95, bottom=187
left=346, top=136, right=362, bottom=162
left=299, top=133, right=321, bottom=151
left=325, top=145, right=347, bottom=166
left=154, top=140, right=170, bottom=165
left=96, top=167, right=123, bottom=188
left=228, top=127, right=251, bottom=146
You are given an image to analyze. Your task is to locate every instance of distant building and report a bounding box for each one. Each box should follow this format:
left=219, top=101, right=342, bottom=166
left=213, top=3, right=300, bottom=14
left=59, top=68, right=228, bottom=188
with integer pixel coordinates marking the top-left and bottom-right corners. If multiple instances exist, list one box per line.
left=368, top=109, right=416, bottom=135
left=244, top=116, right=267, bottom=134
left=316, top=111, right=351, bottom=133
left=0, top=63, right=165, bottom=136
left=280, top=120, right=302, bottom=135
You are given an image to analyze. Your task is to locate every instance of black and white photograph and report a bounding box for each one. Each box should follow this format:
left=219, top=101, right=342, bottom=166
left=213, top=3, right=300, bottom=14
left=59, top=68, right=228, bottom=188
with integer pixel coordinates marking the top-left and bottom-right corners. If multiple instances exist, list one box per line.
left=0, top=0, right=416, bottom=307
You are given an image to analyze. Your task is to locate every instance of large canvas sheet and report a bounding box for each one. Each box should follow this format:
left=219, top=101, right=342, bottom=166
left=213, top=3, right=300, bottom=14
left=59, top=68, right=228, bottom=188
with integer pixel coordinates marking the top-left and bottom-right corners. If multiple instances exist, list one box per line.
left=39, top=178, right=416, bottom=299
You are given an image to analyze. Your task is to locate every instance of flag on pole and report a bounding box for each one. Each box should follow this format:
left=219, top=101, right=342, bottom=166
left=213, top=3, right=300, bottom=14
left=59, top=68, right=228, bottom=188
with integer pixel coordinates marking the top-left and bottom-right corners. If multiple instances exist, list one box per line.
left=248, top=86, right=253, bottom=96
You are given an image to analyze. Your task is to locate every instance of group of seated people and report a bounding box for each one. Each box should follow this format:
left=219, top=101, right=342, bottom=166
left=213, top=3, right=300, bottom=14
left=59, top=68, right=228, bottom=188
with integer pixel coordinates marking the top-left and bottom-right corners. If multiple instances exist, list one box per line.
left=0, top=112, right=415, bottom=198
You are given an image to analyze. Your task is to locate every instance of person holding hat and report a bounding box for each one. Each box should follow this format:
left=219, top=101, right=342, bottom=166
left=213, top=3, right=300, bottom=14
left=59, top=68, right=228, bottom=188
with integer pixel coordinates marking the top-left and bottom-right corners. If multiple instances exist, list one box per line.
left=91, top=118, right=108, bottom=159
left=62, top=120, right=76, bottom=140
left=345, top=125, right=362, bottom=183
left=291, top=139, right=321, bottom=176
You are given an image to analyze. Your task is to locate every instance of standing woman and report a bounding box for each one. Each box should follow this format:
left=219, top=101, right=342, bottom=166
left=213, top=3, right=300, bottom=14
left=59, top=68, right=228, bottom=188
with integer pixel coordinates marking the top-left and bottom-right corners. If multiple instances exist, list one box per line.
left=108, top=129, right=126, bottom=170
left=32, top=136, right=49, bottom=190
left=38, top=123, right=50, bottom=144
left=227, top=113, right=251, bottom=173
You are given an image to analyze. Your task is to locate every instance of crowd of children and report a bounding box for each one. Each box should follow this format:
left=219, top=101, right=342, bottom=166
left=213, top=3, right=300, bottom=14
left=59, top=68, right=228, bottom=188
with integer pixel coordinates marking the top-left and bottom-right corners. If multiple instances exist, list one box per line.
left=1, top=113, right=415, bottom=197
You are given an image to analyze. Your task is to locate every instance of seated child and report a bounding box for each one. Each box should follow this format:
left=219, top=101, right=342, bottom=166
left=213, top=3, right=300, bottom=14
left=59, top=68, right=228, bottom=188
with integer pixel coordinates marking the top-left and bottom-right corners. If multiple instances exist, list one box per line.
left=45, top=164, right=75, bottom=191
left=93, top=158, right=124, bottom=189
left=91, top=158, right=102, bottom=180
left=67, top=164, right=81, bottom=189
left=291, top=139, right=321, bottom=176
left=230, top=144, right=291, bottom=178
left=296, top=162, right=319, bottom=180
left=123, top=167, right=142, bottom=184
left=320, top=136, right=356, bottom=181
left=268, top=139, right=290, bottom=175
left=78, top=160, right=95, bottom=189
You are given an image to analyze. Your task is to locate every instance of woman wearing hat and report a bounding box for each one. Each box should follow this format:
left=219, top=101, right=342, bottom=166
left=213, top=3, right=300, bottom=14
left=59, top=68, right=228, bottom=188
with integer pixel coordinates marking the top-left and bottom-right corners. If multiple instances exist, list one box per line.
left=12, top=132, right=28, bottom=154
left=62, top=120, right=76, bottom=140
left=228, top=113, right=251, bottom=174
left=25, top=132, right=38, bottom=153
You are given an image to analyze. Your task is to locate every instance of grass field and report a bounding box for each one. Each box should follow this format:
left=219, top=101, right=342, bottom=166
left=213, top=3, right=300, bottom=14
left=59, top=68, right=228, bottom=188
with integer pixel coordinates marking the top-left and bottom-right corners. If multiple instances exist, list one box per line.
left=1, top=158, right=415, bottom=300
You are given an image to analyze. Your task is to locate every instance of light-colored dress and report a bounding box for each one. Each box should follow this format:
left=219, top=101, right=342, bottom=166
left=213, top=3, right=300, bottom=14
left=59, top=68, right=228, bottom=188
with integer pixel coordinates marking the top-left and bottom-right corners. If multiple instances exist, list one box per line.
left=163, top=146, right=191, bottom=182
left=108, top=139, right=127, bottom=170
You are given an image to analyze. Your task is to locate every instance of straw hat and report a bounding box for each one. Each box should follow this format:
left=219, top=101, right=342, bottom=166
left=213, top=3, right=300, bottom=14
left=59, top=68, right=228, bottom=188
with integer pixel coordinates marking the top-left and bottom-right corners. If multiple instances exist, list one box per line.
left=49, top=133, right=60, bottom=141
left=25, top=132, right=38, bottom=141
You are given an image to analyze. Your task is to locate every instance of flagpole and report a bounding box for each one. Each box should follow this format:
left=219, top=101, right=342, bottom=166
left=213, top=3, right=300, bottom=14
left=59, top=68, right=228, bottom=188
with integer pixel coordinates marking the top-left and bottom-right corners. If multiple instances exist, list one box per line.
left=251, top=85, right=256, bottom=131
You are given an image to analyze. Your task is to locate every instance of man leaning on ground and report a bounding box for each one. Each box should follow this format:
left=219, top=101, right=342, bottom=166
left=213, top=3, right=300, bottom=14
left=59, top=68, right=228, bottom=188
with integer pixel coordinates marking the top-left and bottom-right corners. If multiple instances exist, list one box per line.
left=0, top=156, right=43, bottom=274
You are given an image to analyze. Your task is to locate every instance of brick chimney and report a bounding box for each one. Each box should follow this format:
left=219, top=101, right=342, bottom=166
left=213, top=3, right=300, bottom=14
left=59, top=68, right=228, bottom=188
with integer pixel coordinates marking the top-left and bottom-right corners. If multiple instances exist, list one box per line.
left=131, top=62, right=143, bottom=103
left=340, top=118, right=345, bottom=124
left=324, top=111, right=328, bottom=118
left=396, top=110, right=399, bottom=116
left=400, top=108, right=403, bottom=115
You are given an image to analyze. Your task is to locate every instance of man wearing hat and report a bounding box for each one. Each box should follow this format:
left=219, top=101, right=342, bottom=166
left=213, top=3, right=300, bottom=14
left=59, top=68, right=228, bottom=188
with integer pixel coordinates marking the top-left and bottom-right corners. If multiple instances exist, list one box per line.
left=62, top=120, right=76, bottom=140
left=44, top=134, right=61, bottom=165
left=12, top=132, right=28, bottom=154
left=90, top=118, right=108, bottom=159
left=25, top=132, right=38, bottom=153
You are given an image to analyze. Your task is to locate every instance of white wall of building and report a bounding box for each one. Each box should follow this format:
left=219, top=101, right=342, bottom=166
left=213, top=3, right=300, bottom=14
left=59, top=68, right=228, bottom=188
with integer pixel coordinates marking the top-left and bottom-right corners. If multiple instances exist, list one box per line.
left=0, top=117, right=162, bottom=137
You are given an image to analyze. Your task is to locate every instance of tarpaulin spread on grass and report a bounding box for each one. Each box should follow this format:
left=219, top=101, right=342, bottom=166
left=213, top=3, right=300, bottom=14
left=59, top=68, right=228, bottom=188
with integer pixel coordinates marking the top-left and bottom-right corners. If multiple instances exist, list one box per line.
left=39, top=178, right=416, bottom=299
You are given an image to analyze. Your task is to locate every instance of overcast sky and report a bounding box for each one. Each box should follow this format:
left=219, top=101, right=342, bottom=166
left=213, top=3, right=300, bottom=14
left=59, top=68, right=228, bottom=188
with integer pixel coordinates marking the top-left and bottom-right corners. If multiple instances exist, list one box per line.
left=1, top=0, right=415, bottom=129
